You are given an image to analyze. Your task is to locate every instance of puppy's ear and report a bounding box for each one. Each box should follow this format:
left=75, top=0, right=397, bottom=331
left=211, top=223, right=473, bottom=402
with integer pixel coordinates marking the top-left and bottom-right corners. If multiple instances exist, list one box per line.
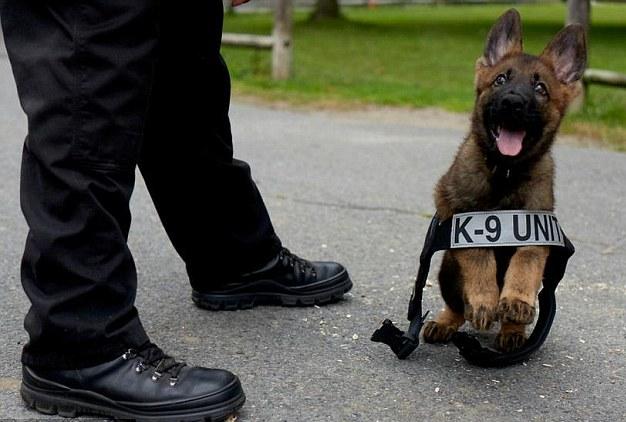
left=481, top=9, right=523, bottom=67
left=541, top=24, right=587, bottom=84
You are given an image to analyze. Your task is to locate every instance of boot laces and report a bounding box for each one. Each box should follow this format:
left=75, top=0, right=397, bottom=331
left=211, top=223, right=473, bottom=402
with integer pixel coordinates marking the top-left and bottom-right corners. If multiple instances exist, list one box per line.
left=123, top=342, right=186, bottom=386
left=278, top=248, right=317, bottom=277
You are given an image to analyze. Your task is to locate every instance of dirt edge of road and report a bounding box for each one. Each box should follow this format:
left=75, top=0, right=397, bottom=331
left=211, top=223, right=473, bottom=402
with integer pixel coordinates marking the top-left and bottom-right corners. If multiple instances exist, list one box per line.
left=233, top=94, right=603, bottom=149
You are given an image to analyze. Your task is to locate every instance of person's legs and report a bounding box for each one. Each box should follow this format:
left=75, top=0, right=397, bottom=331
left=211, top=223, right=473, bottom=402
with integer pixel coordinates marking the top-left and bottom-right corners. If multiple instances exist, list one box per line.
left=139, top=0, right=282, bottom=288
left=139, top=2, right=352, bottom=310
left=2, top=0, right=155, bottom=369
left=3, top=1, right=245, bottom=419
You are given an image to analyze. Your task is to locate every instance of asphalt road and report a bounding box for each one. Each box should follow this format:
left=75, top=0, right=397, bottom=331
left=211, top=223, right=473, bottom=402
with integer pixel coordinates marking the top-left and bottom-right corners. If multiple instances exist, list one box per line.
left=1, top=51, right=625, bottom=420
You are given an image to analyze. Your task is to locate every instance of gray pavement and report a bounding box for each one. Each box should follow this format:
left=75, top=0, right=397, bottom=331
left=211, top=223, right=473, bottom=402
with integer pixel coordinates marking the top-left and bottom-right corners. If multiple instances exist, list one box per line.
left=1, top=51, right=625, bottom=420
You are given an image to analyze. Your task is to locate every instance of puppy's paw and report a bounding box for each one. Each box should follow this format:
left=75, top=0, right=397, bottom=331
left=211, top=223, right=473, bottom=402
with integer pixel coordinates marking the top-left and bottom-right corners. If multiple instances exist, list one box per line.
left=464, top=303, right=497, bottom=331
left=498, top=297, right=536, bottom=324
left=495, top=329, right=528, bottom=352
left=423, top=321, right=457, bottom=344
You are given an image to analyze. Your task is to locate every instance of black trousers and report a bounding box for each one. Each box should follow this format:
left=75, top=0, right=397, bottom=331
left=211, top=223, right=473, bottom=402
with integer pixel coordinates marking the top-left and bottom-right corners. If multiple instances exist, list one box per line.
left=1, top=1, right=282, bottom=369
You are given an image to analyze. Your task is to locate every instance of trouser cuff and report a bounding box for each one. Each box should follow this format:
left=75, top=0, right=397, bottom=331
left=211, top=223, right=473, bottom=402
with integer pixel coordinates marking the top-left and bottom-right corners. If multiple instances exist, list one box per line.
left=21, top=331, right=150, bottom=370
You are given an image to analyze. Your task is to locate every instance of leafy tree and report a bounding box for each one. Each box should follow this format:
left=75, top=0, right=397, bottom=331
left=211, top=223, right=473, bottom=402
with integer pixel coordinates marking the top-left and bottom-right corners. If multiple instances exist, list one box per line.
left=311, top=0, right=341, bottom=20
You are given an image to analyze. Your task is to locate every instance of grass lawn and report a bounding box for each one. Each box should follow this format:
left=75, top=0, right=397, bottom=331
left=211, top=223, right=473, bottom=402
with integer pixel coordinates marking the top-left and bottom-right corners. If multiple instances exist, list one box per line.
left=222, top=3, right=626, bottom=150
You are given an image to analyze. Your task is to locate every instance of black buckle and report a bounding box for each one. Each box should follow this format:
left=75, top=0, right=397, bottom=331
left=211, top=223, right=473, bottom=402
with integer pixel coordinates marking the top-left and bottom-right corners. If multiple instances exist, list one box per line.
left=371, top=312, right=429, bottom=360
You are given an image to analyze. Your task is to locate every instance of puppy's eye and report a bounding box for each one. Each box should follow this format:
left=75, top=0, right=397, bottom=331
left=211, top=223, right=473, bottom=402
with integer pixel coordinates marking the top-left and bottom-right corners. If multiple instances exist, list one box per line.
left=493, top=74, right=507, bottom=87
left=534, top=82, right=548, bottom=97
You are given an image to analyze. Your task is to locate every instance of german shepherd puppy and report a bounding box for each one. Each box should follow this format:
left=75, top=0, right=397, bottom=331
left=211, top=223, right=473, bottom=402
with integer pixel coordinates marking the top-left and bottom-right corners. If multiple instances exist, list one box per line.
left=422, top=9, right=586, bottom=352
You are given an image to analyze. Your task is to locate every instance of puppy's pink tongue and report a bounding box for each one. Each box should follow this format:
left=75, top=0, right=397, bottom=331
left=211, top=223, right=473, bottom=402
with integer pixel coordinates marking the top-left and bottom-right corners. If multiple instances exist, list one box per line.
left=496, top=128, right=525, bottom=156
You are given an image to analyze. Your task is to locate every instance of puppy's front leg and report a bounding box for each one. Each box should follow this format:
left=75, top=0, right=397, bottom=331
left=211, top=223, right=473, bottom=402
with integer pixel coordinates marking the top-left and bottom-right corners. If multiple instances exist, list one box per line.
left=498, top=245, right=549, bottom=325
left=455, top=248, right=499, bottom=331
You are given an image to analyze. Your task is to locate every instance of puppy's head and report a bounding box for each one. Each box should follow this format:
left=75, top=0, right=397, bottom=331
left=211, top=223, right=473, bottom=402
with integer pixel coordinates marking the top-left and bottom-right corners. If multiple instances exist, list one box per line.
left=472, top=9, right=586, bottom=163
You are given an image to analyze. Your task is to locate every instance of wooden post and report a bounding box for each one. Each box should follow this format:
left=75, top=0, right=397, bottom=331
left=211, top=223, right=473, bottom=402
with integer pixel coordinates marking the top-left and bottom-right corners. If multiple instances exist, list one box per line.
left=567, top=0, right=590, bottom=110
left=272, top=0, right=293, bottom=80
left=567, top=0, right=590, bottom=29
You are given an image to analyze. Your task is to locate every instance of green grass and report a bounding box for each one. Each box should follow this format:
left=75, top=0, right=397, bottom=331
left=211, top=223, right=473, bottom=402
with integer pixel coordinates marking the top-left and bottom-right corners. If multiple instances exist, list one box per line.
left=222, top=3, right=626, bottom=150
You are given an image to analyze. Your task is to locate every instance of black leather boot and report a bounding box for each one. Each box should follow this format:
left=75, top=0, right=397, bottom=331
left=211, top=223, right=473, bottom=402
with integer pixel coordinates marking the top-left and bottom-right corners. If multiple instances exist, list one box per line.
left=21, top=342, right=245, bottom=421
left=192, top=248, right=352, bottom=310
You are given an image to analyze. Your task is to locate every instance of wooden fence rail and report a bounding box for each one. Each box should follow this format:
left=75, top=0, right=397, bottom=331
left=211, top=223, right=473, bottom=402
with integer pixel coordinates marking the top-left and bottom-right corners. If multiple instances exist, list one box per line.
left=584, top=69, right=626, bottom=89
left=221, top=33, right=274, bottom=49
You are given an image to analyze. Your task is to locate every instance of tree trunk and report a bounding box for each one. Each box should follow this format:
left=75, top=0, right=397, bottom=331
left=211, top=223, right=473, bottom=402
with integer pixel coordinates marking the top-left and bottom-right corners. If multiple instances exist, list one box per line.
left=311, top=0, right=341, bottom=20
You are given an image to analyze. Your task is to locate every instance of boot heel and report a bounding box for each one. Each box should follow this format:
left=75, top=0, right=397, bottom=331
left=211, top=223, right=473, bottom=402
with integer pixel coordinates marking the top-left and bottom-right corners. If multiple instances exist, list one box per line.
left=21, top=384, right=71, bottom=416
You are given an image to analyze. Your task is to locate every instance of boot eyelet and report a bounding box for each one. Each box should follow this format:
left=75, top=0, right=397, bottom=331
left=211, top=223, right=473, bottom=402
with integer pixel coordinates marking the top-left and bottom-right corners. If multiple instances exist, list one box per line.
left=151, top=371, right=162, bottom=382
left=135, top=361, right=147, bottom=373
left=122, top=349, right=136, bottom=360
left=169, top=377, right=179, bottom=387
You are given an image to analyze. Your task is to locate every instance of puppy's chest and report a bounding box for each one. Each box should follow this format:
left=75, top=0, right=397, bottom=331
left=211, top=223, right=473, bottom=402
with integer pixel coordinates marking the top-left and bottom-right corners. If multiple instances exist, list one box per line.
left=458, top=175, right=531, bottom=211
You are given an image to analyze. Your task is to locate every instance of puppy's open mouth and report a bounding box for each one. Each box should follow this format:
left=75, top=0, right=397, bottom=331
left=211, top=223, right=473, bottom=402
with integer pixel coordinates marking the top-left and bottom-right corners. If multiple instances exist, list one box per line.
left=491, top=126, right=526, bottom=157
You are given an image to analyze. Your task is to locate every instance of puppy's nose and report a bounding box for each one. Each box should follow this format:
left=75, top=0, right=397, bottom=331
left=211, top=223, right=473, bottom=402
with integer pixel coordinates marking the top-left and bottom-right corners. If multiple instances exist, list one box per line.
left=501, top=94, right=525, bottom=113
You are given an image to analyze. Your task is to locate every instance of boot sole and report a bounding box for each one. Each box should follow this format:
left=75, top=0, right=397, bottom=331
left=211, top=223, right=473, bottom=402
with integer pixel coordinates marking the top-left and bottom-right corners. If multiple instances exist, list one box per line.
left=21, top=378, right=245, bottom=422
left=192, top=274, right=353, bottom=311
